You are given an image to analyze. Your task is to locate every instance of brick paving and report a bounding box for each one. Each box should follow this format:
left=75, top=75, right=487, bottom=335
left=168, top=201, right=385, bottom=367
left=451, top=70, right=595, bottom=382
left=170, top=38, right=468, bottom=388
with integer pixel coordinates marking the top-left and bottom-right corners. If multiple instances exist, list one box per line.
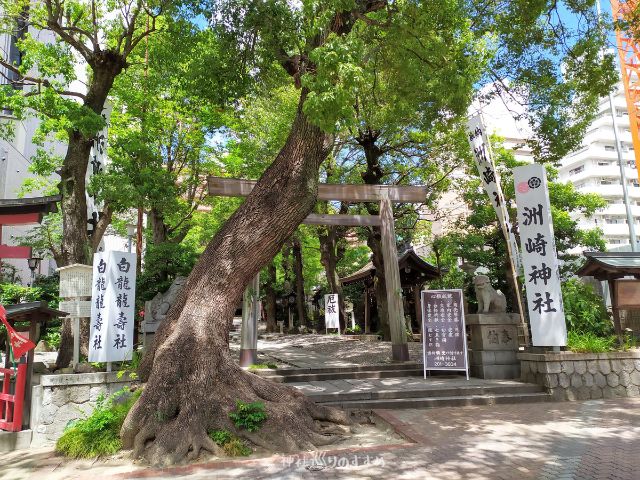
left=2, top=393, right=638, bottom=479
left=109, top=397, right=640, bottom=479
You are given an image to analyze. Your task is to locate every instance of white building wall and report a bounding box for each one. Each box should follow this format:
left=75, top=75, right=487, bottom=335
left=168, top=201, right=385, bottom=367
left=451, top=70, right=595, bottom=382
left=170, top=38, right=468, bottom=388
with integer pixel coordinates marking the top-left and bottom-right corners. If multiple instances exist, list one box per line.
left=557, top=83, right=640, bottom=250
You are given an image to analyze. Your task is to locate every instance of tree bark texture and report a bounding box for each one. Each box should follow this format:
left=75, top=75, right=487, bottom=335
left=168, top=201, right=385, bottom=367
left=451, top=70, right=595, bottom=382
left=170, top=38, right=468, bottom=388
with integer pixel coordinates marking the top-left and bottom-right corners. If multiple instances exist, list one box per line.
left=59, top=57, right=125, bottom=266
left=123, top=93, right=350, bottom=464
left=367, top=230, right=391, bottom=339
left=264, top=261, right=278, bottom=333
left=56, top=58, right=126, bottom=368
left=292, top=236, right=307, bottom=328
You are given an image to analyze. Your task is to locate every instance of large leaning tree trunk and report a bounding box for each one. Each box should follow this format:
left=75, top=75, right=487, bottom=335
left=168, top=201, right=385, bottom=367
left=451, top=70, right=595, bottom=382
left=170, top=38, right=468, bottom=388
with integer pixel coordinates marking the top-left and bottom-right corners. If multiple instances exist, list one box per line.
left=122, top=92, right=350, bottom=465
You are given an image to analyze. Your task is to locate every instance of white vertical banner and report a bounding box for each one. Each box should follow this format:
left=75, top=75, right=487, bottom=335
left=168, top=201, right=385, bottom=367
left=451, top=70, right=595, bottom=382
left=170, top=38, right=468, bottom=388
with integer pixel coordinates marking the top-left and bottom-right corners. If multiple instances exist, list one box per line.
left=514, top=164, right=567, bottom=346
left=89, top=251, right=137, bottom=362
left=324, top=294, right=340, bottom=330
left=86, top=101, right=112, bottom=234
left=467, top=114, right=521, bottom=272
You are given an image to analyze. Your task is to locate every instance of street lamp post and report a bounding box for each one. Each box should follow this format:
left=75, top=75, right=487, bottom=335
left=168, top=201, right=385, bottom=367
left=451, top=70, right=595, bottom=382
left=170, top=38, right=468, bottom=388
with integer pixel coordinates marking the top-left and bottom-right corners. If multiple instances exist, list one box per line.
left=126, top=224, right=137, bottom=253
left=27, top=256, right=41, bottom=287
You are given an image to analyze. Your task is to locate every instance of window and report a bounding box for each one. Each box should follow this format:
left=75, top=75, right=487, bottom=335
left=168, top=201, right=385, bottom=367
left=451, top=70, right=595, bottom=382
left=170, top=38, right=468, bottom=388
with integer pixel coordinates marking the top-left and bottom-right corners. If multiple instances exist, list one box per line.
left=597, top=161, right=610, bottom=166
left=605, top=145, right=616, bottom=151
left=610, top=239, right=623, bottom=245
left=600, top=178, right=620, bottom=185
left=569, top=165, right=584, bottom=175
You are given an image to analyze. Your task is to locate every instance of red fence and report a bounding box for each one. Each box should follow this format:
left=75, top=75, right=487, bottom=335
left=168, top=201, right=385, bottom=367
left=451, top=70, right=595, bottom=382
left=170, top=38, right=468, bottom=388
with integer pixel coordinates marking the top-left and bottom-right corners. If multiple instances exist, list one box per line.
left=0, top=364, right=27, bottom=432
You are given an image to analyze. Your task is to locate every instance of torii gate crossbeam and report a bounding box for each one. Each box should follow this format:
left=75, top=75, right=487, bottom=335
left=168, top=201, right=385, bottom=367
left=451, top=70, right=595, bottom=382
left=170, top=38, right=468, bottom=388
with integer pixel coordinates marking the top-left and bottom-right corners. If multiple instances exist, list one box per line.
left=208, top=176, right=426, bottom=362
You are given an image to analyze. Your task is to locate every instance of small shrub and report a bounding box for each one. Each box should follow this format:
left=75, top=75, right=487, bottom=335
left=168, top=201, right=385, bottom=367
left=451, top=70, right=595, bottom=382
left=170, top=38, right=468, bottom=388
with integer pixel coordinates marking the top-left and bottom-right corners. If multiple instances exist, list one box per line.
left=55, top=388, right=142, bottom=458
left=344, top=325, right=361, bottom=335
left=223, top=438, right=252, bottom=456
left=562, top=279, right=613, bottom=337
left=229, top=401, right=267, bottom=432
left=208, top=429, right=233, bottom=446
left=41, top=328, right=61, bottom=350
left=567, top=331, right=617, bottom=353
left=207, top=429, right=252, bottom=457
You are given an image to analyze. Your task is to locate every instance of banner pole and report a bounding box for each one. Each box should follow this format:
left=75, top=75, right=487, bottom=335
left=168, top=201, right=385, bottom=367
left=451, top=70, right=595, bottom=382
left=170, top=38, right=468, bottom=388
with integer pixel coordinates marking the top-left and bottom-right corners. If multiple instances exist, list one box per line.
left=468, top=113, right=530, bottom=347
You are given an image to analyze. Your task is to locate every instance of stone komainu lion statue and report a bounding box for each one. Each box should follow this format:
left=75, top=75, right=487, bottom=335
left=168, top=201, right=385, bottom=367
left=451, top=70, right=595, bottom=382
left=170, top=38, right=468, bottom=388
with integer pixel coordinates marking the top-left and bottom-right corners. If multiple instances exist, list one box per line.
left=473, top=275, right=507, bottom=313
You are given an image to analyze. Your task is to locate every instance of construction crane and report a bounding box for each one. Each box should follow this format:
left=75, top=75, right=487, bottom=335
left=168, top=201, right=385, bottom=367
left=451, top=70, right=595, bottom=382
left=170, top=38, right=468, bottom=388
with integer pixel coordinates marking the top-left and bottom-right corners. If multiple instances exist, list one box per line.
left=611, top=0, right=640, bottom=177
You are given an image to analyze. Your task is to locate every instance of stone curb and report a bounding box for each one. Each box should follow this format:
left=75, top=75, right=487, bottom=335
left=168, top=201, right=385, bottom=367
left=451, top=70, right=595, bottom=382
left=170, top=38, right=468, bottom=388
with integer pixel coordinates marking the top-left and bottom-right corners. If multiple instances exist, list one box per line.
left=40, top=372, right=127, bottom=387
left=518, top=350, right=640, bottom=361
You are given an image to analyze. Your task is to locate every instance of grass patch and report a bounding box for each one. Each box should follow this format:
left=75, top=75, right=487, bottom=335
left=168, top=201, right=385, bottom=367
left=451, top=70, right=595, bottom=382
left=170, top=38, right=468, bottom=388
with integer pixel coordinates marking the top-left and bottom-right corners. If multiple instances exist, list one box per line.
left=229, top=401, right=267, bottom=432
left=248, top=363, right=277, bottom=370
left=567, top=331, right=617, bottom=353
left=55, top=388, right=141, bottom=458
left=207, top=429, right=252, bottom=457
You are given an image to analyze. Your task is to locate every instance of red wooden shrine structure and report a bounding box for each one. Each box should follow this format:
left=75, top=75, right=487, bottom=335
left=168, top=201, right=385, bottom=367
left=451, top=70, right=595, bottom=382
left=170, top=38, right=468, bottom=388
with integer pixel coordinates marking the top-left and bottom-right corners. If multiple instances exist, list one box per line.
left=0, top=363, right=26, bottom=432
left=0, top=195, right=59, bottom=264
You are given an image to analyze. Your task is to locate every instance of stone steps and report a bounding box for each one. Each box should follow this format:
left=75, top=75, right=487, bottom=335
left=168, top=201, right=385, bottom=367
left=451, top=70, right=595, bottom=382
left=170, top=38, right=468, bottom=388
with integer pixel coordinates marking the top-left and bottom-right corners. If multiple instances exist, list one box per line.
left=253, top=363, right=424, bottom=383
left=303, top=383, right=545, bottom=404
left=320, top=391, right=552, bottom=410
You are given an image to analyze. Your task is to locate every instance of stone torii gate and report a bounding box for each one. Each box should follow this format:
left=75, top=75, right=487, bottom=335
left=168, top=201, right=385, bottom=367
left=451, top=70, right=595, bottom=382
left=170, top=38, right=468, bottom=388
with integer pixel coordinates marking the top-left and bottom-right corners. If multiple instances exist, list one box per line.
left=208, top=176, right=429, bottom=362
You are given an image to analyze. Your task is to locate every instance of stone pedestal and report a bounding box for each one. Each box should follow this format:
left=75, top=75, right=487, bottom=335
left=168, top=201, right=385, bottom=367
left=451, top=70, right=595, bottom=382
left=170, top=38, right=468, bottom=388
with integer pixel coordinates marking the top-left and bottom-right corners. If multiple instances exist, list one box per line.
left=466, top=313, right=521, bottom=379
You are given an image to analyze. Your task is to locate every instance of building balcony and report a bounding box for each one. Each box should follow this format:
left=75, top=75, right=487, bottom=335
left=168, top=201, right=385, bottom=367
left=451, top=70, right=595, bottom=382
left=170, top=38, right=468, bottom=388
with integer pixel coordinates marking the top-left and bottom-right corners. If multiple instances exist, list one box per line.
left=600, top=203, right=640, bottom=217
left=576, top=184, right=640, bottom=198
left=599, top=223, right=640, bottom=237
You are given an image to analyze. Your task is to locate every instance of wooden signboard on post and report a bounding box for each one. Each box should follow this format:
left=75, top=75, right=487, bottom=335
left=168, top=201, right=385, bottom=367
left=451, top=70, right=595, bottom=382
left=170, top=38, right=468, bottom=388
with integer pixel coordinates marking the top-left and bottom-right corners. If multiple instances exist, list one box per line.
left=421, top=289, right=469, bottom=380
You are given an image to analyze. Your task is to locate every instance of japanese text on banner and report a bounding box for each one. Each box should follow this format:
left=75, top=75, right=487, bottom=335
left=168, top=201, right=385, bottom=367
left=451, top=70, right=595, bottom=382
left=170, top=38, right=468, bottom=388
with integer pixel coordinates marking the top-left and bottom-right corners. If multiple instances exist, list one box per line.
left=467, top=115, right=521, bottom=272
left=89, top=251, right=136, bottom=362
left=324, top=294, right=339, bottom=329
left=514, top=164, right=566, bottom=346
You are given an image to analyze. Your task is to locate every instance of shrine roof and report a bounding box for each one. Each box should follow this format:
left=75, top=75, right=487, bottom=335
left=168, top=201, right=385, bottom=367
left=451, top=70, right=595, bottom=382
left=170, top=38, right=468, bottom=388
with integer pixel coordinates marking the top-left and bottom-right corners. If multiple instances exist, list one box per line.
left=340, top=248, right=442, bottom=286
left=4, top=301, right=68, bottom=323
left=576, top=252, right=640, bottom=281
left=0, top=195, right=60, bottom=215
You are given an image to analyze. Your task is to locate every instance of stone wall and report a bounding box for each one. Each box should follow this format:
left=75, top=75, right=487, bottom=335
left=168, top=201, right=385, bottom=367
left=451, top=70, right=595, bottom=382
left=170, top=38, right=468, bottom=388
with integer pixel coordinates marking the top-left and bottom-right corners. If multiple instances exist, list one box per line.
left=519, top=351, right=640, bottom=401
left=30, top=372, right=133, bottom=447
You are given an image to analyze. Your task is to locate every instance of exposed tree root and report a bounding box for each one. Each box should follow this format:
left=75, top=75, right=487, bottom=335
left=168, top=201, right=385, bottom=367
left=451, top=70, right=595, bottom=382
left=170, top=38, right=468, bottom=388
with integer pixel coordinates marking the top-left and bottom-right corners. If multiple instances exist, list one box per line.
left=122, top=349, right=351, bottom=466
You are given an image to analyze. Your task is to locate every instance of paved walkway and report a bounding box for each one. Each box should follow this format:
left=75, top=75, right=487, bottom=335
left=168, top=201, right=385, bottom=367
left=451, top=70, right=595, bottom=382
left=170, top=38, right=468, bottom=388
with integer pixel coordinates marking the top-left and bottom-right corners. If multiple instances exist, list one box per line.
left=3, top=397, right=637, bottom=479
left=127, top=398, right=640, bottom=479
left=254, top=336, right=361, bottom=368
left=289, top=376, right=522, bottom=396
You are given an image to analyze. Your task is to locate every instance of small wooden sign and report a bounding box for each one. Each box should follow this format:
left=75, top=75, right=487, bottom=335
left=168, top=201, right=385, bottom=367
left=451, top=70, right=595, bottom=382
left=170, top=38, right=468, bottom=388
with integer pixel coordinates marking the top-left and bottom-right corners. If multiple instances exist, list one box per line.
left=614, top=279, right=640, bottom=309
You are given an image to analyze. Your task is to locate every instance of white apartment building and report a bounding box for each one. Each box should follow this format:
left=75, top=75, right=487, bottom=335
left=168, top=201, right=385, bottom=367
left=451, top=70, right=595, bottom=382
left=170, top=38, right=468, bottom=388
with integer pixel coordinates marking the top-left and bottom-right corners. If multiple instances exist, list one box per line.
left=557, top=83, right=640, bottom=250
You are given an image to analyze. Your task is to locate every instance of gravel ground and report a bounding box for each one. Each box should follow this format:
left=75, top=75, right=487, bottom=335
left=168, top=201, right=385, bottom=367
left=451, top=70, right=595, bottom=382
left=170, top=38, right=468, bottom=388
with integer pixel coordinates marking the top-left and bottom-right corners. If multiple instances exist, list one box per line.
left=251, top=333, right=424, bottom=366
